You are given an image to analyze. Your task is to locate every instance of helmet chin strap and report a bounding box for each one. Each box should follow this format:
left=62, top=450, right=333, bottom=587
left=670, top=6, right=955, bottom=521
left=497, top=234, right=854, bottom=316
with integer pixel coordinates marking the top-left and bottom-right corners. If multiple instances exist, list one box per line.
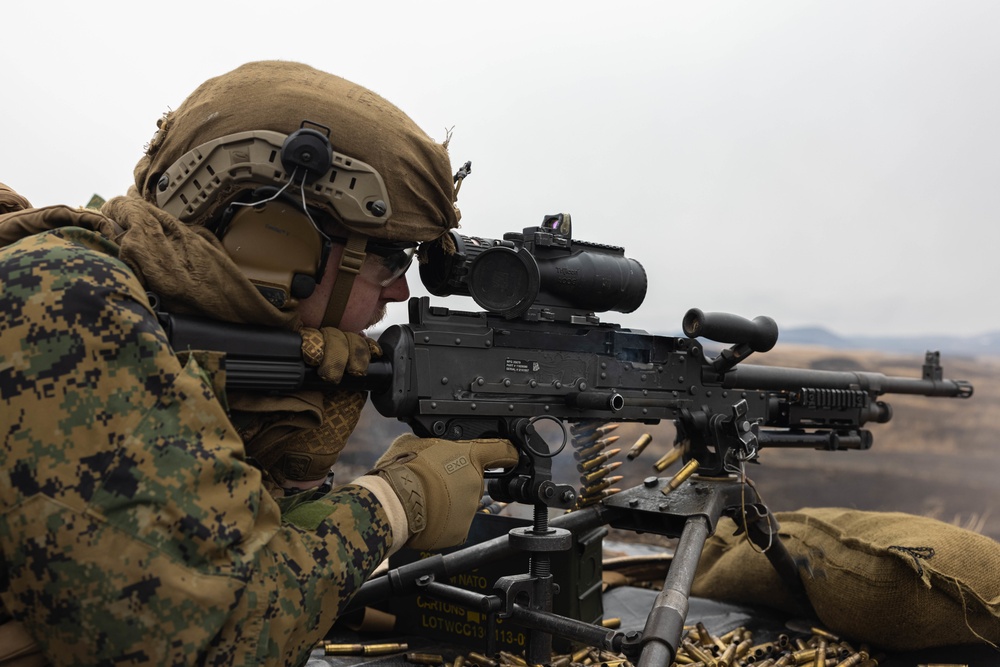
left=321, top=232, right=369, bottom=329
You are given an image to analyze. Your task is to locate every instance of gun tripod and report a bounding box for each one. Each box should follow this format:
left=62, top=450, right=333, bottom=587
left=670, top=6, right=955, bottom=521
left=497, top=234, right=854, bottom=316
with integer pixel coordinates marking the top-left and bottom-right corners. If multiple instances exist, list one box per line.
left=348, top=473, right=815, bottom=667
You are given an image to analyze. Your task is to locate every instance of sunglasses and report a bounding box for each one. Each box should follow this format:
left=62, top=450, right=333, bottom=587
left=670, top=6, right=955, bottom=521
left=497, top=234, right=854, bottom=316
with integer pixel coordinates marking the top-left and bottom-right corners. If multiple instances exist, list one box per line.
left=329, top=236, right=416, bottom=287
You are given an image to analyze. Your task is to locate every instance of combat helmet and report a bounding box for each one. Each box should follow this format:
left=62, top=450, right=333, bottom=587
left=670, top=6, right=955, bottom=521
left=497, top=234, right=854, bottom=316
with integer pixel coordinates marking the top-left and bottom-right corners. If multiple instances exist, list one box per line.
left=136, top=60, right=460, bottom=328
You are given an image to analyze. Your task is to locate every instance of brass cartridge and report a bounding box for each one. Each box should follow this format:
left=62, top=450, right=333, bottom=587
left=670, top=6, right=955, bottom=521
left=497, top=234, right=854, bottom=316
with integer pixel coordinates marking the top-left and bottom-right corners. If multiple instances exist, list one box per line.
left=571, top=422, right=619, bottom=439
left=325, top=642, right=408, bottom=656
left=581, top=461, right=623, bottom=485
left=576, top=489, right=622, bottom=508
left=581, top=475, right=624, bottom=496
left=578, top=449, right=622, bottom=472
left=574, top=436, right=621, bottom=460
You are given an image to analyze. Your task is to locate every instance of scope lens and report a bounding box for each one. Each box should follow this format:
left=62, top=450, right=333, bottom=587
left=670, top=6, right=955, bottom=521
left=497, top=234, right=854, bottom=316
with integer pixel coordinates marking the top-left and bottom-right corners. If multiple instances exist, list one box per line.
left=467, top=247, right=540, bottom=317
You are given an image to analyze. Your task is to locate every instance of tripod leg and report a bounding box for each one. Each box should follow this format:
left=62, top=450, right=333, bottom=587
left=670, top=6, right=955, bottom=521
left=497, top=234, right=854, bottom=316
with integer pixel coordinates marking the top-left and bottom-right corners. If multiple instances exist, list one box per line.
left=634, top=515, right=710, bottom=667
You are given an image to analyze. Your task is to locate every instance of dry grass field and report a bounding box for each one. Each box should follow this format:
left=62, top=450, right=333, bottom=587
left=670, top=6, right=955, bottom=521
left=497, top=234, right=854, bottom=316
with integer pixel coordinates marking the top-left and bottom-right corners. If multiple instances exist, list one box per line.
left=342, top=344, right=1000, bottom=541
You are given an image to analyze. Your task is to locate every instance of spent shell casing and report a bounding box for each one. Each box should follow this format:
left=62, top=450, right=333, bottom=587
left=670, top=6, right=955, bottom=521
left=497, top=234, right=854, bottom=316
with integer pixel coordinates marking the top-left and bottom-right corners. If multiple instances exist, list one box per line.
left=786, top=648, right=820, bottom=664
left=574, top=436, right=621, bottom=460
left=814, top=640, right=827, bottom=667
left=602, top=617, right=622, bottom=629
left=626, top=433, right=653, bottom=459
left=571, top=647, right=592, bottom=663
left=581, top=460, right=623, bottom=485
left=406, top=653, right=445, bottom=665
left=833, top=652, right=870, bottom=667
left=695, top=622, right=712, bottom=646
left=718, top=642, right=739, bottom=666
left=453, top=656, right=467, bottom=667
left=664, top=459, right=700, bottom=493
left=719, top=627, right=746, bottom=644
left=811, top=627, right=840, bottom=642
left=681, top=640, right=714, bottom=665
left=749, top=641, right=778, bottom=658
left=499, top=650, right=527, bottom=666
left=652, top=446, right=684, bottom=472
left=578, top=448, right=622, bottom=472
left=466, top=652, right=499, bottom=667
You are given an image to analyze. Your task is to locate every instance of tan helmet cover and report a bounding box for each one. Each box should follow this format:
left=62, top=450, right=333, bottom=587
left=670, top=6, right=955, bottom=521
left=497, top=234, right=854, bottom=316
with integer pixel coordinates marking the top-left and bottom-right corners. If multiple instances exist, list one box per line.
left=135, top=60, right=460, bottom=243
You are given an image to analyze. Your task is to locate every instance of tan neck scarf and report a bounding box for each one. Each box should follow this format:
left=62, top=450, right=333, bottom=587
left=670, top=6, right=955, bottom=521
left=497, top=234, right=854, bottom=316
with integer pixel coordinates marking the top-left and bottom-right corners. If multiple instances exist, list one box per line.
left=102, top=194, right=301, bottom=329
left=0, top=187, right=366, bottom=490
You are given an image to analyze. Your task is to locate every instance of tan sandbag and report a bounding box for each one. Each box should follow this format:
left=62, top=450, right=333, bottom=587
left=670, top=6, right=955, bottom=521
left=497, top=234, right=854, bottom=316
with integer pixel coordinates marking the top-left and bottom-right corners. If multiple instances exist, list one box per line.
left=692, top=508, right=1000, bottom=650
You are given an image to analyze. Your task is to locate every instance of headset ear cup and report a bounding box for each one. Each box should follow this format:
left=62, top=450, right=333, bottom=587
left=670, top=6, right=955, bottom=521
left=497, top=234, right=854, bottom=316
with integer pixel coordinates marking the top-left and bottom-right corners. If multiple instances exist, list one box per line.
left=291, top=273, right=318, bottom=299
left=281, top=129, right=333, bottom=183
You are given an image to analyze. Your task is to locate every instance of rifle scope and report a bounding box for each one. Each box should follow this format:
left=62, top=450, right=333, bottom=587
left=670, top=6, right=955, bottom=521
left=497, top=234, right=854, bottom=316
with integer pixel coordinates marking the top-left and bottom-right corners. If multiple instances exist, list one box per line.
left=420, top=217, right=647, bottom=320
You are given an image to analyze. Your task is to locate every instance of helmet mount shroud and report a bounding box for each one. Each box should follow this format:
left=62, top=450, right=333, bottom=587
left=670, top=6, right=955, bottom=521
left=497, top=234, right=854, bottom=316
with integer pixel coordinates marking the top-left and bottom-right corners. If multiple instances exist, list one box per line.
left=155, top=124, right=392, bottom=231
left=155, top=122, right=395, bottom=325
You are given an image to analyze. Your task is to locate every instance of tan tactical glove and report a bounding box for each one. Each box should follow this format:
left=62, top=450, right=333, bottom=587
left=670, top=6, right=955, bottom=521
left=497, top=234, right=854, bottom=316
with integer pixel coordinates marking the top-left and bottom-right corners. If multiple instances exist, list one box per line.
left=300, top=326, right=380, bottom=383
left=368, top=434, right=520, bottom=551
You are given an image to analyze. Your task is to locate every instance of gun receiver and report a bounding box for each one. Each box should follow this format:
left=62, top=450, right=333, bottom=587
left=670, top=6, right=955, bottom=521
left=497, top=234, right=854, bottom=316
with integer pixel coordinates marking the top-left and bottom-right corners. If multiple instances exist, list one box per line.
left=370, top=297, right=971, bottom=489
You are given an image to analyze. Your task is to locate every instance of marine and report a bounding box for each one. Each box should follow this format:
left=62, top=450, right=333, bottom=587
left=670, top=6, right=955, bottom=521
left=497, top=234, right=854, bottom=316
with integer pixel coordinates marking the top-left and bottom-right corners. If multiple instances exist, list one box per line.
left=0, top=61, right=518, bottom=665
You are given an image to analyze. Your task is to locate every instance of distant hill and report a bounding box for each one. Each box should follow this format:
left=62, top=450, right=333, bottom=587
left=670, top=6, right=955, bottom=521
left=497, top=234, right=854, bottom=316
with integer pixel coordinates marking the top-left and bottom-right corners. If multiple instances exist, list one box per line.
left=778, top=326, right=1000, bottom=358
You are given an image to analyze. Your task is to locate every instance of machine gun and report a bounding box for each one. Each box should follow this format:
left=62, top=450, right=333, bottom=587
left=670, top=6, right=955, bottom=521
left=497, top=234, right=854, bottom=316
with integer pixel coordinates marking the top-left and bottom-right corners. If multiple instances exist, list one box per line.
left=157, top=215, right=973, bottom=666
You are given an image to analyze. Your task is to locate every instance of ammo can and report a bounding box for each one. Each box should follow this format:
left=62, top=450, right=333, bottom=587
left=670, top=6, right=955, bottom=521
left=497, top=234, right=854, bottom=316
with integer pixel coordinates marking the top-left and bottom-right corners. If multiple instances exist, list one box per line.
left=385, top=512, right=606, bottom=653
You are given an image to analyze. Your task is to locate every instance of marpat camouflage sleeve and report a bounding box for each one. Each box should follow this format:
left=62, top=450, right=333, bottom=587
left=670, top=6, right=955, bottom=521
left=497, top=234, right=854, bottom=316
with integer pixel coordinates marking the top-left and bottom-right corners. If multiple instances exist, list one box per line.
left=0, top=227, right=392, bottom=666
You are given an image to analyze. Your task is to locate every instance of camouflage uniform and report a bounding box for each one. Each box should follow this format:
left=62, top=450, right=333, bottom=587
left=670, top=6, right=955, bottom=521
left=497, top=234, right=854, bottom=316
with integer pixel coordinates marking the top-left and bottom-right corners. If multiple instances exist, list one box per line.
left=0, top=226, right=393, bottom=665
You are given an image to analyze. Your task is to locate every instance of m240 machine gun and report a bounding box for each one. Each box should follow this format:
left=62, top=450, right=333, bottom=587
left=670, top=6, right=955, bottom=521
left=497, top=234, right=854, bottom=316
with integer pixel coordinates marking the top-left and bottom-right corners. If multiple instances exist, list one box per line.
left=158, top=215, right=973, bottom=667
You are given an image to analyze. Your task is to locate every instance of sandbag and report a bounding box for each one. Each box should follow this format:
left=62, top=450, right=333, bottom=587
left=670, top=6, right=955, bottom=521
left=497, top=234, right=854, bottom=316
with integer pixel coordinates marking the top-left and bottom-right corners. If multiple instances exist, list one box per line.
left=692, top=508, right=1000, bottom=650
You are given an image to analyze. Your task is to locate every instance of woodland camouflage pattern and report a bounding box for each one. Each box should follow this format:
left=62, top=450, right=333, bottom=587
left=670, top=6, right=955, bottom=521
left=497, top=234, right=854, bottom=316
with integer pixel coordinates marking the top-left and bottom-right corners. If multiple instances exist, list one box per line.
left=0, top=227, right=393, bottom=665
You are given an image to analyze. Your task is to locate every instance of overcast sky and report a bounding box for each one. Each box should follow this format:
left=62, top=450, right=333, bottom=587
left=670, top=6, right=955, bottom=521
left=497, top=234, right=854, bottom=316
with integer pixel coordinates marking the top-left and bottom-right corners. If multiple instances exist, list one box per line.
left=3, top=1, right=997, bottom=339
